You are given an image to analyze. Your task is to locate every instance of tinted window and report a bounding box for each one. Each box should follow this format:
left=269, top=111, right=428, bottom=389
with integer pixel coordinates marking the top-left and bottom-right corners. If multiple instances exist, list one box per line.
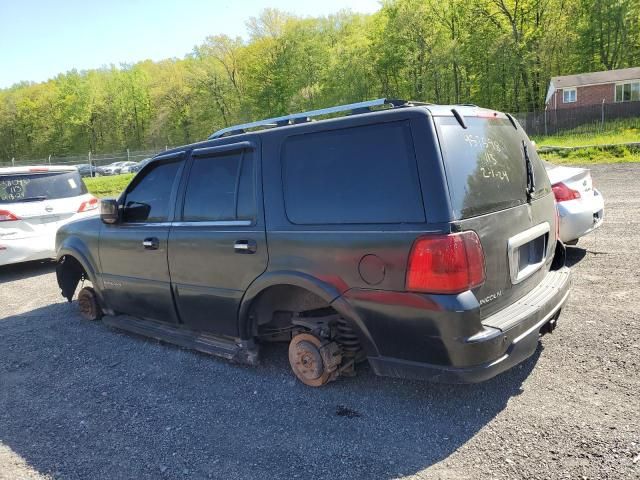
left=182, top=151, right=255, bottom=222
left=0, top=171, right=87, bottom=203
left=282, top=122, right=425, bottom=225
left=123, top=160, right=181, bottom=223
left=435, top=116, right=550, bottom=219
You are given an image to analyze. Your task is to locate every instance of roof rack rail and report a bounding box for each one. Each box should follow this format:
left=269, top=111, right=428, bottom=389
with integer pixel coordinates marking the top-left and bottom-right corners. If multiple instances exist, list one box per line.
left=208, top=98, right=413, bottom=139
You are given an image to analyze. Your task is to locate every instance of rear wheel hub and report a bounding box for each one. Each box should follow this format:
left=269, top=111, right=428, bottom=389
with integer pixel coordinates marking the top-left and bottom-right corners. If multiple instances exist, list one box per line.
left=288, top=333, right=332, bottom=387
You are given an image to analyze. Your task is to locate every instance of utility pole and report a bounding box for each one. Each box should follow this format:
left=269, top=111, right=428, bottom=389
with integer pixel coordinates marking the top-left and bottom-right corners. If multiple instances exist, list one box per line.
left=601, top=99, right=605, bottom=130
left=88, top=151, right=93, bottom=177
left=127, top=148, right=130, bottom=162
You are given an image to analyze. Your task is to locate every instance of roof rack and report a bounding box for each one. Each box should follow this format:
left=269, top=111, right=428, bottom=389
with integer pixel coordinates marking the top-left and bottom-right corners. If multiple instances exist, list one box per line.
left=208, top=98, right=416, bottom=139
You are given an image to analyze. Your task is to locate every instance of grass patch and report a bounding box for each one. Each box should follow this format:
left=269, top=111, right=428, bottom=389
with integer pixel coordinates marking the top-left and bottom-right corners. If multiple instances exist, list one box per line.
left=532, top=119, right=640, bottom=148
left=539, top=145, right=640, bottom=165
left=84, top=174, right=134, bottom=198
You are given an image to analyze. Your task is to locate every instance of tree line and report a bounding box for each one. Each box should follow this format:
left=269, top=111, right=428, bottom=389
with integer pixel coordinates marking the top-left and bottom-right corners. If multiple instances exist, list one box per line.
left=1, top=0, right=638, bottom=161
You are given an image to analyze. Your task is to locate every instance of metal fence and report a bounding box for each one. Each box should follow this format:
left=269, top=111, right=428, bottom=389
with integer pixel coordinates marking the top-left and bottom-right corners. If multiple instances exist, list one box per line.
left=0, top=148, right=171, bottom=173
left=513, top=101, right=640, bottom=137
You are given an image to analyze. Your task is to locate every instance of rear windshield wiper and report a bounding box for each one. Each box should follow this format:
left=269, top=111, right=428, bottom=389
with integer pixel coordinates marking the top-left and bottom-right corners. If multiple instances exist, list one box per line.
left=522, top=141, right=535, bottom=201
left=18, top=196, right=48, bottom=202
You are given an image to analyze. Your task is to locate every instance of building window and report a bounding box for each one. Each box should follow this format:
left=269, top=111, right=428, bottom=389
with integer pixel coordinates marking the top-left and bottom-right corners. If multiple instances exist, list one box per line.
left=616, top=81, right=640, bottom=102
left=563, top=88, right=577, bottom=103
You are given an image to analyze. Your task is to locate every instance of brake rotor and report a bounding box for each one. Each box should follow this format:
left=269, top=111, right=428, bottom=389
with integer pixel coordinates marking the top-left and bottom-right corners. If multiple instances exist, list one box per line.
left=288, top=333, right=332, bottom=387
left=78, top=287, right=101, bottom=321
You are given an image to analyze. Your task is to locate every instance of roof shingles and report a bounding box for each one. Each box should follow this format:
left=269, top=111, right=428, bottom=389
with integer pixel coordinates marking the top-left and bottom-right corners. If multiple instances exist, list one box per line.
left=551, top=67, right=640, bottom=88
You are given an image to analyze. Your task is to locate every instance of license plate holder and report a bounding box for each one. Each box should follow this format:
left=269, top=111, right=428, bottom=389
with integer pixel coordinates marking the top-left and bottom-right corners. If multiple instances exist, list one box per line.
left=508, top=223, right=550, bottom=285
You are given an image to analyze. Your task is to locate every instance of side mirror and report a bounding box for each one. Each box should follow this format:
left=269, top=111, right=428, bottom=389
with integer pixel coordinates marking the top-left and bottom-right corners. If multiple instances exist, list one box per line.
left=100, top=198, right=119, bottom=224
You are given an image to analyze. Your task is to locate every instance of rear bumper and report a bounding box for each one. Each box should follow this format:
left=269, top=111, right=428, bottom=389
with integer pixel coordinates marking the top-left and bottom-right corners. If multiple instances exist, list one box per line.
left=0, top=234, right=55, bottom=266
left=557, top=189, right=604, bottom=242
left=0, top=211, right=96, bottom=266
left=346, top=267, right=572, bottom=383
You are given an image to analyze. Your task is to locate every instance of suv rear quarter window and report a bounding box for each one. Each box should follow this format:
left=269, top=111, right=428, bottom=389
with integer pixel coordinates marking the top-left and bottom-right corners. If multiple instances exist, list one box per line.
left=281, top=121, right=425, bottom=225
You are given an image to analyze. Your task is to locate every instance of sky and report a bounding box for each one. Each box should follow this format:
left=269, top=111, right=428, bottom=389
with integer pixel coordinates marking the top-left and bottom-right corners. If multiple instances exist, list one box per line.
left=0, top=0, right=381, bottom=88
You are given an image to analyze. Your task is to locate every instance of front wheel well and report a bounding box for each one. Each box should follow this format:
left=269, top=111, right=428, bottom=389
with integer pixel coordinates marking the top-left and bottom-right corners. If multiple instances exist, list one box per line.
left=56, top=255, right=89, bottom=302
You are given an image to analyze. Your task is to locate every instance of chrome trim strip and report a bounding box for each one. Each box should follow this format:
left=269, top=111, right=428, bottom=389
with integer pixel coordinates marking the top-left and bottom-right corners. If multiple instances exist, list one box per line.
left=120, top=222, right=173, bottom=227
left=508, top=222, right=550, bottom=285
left=171, top=220, right=253, bottom=227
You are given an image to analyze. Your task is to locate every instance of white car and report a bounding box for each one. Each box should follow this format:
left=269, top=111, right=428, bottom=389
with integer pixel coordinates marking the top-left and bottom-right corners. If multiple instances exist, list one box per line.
left=119, top=161, right=139, bottom=174
left=544, top=162, right=604, bottom=245
left=0, top=166, right=99, bottom=266
left=97, top=162, right=125, bottom=176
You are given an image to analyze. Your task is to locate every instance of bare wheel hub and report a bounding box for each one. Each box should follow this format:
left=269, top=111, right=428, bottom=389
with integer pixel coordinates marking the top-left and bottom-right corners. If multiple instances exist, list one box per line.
left=77, top=287, right=101, bottom=321
left=288, top=333, right=332, bottom=387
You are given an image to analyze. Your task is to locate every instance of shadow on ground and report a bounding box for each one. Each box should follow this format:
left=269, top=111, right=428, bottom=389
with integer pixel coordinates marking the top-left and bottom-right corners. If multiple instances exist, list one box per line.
left=0, top=265, right=541, bottom=480
left=0, top=260, right=55, bottom=283
left=565, top=246, right=587, bottom=267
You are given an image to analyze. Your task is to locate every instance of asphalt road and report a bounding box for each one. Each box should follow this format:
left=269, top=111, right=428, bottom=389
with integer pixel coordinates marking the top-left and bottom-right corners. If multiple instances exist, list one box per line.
left=1, top=164, right=638, bottom=480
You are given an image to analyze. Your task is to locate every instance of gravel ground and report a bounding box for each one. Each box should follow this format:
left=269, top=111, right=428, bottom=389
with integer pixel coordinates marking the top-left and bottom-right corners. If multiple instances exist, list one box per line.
left=1, top=164, right=638, bottom=480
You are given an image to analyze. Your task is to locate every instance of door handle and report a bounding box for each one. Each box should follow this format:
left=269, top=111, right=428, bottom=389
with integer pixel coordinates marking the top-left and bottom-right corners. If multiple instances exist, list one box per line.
left=234, top=239, right=257, bottom=254
left=142, top=237, right=159, bottom=250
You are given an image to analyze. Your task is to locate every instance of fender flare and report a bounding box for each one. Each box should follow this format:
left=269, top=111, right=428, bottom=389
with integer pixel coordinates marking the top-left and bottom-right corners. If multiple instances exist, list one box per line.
left=237, top=271, right=379, bottom=357
left=56, top=237, right=103, bottom=303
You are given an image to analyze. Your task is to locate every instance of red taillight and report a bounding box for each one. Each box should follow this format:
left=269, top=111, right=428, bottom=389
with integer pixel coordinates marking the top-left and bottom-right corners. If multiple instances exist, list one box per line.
left=552, top=182, right=580, bottom=202
left=78, top=197, right=99, bottom=213
left=406, top=231, right=485, bottom=294
left=0, top=209, right=20, bottom=222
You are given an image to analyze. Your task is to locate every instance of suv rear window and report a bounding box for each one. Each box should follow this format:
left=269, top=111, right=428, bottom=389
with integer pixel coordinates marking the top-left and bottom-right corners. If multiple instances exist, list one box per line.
left=281, top=122, right=425, bottom=225
left=0, top=171, right=87, bottom=203
left=435, top=116, right=546, bottom=219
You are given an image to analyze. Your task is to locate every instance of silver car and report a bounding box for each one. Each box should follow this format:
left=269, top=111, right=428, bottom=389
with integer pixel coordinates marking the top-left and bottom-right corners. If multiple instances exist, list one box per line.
left=544, top=162, right=604, bottom=245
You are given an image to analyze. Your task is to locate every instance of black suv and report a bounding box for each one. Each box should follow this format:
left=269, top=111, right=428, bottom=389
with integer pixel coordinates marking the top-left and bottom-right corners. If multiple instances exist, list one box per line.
left=56, top=99, right=571, bottom=387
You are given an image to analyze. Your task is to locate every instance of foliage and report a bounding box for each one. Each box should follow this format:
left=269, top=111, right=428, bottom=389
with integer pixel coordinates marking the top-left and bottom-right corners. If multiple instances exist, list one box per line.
left=84, top=174, right=134, bottom=198
left=533, top=120, right=640, bottom=147
left=1, top=0, right=639, bottom=161
left=539, top=145, right=640, bottom=164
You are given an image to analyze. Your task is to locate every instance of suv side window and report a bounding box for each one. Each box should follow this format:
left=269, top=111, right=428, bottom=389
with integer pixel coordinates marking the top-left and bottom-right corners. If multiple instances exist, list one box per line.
left=182, top=151, right=255, bottom=222
left=281, top=121, right=425, bottom=225
left=122, top=160, right=182, bottom=223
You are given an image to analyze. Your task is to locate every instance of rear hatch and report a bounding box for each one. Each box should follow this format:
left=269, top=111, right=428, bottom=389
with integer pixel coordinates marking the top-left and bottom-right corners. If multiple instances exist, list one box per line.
left=0, top=170, right=93, bottom=246
left=433, top=110, right=555, bottom=318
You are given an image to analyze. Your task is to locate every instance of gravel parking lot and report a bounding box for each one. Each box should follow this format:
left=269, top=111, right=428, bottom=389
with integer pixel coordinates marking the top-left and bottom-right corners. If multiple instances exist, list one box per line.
left=1, top=164, right=638, bottom=480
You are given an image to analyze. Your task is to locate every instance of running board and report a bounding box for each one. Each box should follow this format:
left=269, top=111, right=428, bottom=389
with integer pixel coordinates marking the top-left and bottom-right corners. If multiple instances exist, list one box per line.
left=102, top=316, right=259, bottom=366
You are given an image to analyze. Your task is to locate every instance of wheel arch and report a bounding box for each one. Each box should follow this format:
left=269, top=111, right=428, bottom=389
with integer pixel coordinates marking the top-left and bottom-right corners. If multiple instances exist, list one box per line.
left=56, top=237, right=101, bottom=302
left=238, top=271, right=379, bottom=357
